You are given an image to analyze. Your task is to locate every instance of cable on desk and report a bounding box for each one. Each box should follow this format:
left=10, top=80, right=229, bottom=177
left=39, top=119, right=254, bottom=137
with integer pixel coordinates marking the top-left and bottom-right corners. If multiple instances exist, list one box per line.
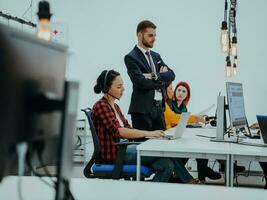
left=237, top=162, right=266, bottom=186
left=36, top=152, right=57, bottom=185
left=36, top=145, right=76, bottom=199
left=231, top=161, right=242, bottom=187
left=27, top=150, right=76, bottom=199
left=75, top=135, right=82, bottom=149
left=16, top=142, right=28, bottom=200
left=236, top=141, right=267, bottom=147
left=75, top=135, right=92, bottom=150
left=196, top=134, right=215, bottom=139
left=246, top=161, right=252, bottom=177
left=26, top=144, right=54, bottom=188
left=26, top=155, right=55, bottom=189
left=210, top=160, right=217, bottom=170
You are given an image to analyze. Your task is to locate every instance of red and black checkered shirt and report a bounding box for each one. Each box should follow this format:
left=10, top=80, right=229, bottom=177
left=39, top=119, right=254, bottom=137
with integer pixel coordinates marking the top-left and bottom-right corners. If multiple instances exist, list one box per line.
left=91, top=97, right=131, bottom=164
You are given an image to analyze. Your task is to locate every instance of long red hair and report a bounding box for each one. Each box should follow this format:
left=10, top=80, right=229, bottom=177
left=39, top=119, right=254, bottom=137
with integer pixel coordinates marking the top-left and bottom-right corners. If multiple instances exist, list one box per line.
left=174, top=81, right=191, bottom=106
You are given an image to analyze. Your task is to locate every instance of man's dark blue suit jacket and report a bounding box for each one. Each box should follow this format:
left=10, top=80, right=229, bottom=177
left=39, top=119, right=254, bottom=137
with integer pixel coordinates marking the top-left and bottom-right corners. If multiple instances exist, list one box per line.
left=124, top=45, right=175, bottom=114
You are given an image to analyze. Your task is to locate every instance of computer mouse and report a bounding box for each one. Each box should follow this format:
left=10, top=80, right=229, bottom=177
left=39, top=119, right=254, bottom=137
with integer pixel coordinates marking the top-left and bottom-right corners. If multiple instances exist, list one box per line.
left=210, top=119, right=216, bottom=127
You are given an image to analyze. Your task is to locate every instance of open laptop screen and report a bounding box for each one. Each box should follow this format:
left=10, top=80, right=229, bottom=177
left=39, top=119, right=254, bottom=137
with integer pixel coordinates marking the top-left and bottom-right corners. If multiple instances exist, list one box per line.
left=257, top=115, right=267, bottom=144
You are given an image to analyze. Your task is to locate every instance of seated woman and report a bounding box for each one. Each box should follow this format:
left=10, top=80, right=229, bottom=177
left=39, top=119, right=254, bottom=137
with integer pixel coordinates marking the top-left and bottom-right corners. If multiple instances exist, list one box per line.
left=164, top=81, right=206, bottom=129
left=164, top=81, right=221, bottom=183
left=92, top=69, right=199, bottom=183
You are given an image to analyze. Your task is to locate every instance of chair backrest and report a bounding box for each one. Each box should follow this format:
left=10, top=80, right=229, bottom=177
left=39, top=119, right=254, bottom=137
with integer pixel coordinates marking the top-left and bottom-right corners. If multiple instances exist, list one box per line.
left=81, top=108, right=153, bottom=180
left=81, top=108, right=101, bottom=177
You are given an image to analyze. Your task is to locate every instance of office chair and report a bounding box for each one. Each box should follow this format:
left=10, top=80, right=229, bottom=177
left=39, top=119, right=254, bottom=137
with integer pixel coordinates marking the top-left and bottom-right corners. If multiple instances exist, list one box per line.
left=81, top=108, right=153, bottom=180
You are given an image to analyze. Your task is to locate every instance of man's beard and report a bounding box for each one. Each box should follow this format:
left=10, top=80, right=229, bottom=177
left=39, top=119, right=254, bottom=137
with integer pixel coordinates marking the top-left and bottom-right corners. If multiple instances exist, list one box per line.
left=142, top=37, right=153, bottom=48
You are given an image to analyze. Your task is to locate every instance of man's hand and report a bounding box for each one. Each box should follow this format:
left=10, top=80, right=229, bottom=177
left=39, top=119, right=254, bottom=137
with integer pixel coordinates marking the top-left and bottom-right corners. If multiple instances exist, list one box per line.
left=143, top=73, right=152, bottom=79
left=196, top=115, right=208, bottom=124
left=143, top=66, right=168, bottom=80
left=160, top=66, right=168, bottom=73
left=145, top=130, right=165, bottom=138
left=250, top=123, right=259, bottom=129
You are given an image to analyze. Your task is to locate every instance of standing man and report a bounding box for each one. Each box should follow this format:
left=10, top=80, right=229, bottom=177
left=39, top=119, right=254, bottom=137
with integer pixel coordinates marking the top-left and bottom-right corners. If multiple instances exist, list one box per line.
left=124, top=20, right=175, bottom=132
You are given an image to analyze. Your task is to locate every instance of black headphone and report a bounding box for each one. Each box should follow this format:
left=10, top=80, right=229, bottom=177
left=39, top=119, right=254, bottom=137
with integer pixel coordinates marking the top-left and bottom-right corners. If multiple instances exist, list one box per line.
left=103, top=70, right=110, bottom=93
left=103, top=70, right=120, bottom=100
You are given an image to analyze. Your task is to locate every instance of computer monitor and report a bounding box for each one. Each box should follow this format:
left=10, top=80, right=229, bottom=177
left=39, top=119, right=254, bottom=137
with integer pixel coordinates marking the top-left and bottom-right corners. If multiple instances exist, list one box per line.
left=0, top=23, right=78, bottom=199
left=226, top=82, right=247, bottom=129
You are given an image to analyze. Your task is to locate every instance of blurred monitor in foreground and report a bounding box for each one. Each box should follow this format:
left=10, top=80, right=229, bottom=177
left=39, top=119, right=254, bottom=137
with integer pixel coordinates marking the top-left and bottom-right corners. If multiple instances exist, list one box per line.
left=0, top=23, right=78, bottom=199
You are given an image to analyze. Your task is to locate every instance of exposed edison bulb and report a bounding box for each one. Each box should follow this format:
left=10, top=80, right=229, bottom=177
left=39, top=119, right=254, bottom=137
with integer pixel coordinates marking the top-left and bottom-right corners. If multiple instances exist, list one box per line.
left=225, top=56, right=232, bottom=77
left=37, top=18, right=51, bottom=41
left=37, top=1, right=52, bottom=41
left=231, top=36, right=237, bottom=56
left=231, top=43, right=237, bottom=56
left=225, top=63, right=232, bottom=77
left=220, top=21, right=229, bottom=53
left=221, top=40, right=229, bottom=53
left=220, top=30, right=229, bottom=53
left=220, top=30, right=229, bottom=45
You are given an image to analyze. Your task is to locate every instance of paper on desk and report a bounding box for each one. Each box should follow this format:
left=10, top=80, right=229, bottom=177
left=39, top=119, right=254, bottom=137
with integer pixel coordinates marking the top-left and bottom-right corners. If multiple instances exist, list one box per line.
left=196, top=104, right=215, bottom=115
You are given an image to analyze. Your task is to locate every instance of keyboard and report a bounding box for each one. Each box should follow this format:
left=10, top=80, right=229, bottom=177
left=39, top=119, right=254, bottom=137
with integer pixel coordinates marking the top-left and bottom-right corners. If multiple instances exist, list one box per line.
left=243, top=128, right=261, bottom=139
left=239, top=138, right=267, bottom=147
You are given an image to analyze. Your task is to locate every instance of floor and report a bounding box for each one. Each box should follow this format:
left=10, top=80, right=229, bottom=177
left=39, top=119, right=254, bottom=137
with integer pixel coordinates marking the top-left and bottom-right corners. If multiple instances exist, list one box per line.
left=70, top=161, right=266, bottom=189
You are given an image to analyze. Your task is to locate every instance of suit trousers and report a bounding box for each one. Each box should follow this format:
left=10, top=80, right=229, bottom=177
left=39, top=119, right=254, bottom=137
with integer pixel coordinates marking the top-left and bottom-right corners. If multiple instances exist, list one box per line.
left=131, top=100, right=166, bottom=131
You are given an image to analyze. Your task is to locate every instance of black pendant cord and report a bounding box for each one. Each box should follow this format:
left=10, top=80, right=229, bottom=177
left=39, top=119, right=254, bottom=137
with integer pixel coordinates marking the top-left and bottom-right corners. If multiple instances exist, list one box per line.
left=0, top=10, right=36, bottom=28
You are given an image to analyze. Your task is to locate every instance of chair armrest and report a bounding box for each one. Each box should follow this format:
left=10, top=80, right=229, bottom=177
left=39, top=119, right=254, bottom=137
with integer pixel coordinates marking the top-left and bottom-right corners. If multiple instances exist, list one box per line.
left=115, top=141, right=141, bottom=146
left=111, top=142, right=140, bottom=179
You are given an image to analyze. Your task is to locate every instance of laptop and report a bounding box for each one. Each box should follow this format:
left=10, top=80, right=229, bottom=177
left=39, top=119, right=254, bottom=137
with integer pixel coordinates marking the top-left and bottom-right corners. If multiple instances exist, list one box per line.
left=163, top=112, right=190, bottom=140
left=239, top=115, right=267, bottom=147
left=257, top=115, right=267, bottom=143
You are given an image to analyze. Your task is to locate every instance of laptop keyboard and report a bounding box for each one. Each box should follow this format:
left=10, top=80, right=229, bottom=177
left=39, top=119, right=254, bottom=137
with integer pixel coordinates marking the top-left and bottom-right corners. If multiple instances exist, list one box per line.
left=239, top=138, right=267, bottom=147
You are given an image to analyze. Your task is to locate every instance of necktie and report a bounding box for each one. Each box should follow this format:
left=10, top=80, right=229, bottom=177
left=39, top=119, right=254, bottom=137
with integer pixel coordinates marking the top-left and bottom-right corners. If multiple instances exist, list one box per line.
left=145, top=51, right=156, bottom=73
left=145, top=51, right=161, bottom=95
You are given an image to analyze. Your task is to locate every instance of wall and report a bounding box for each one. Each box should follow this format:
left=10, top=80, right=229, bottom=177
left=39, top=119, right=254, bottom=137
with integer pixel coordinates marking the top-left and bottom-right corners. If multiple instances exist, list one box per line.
left=1, top=0, right=267, bottom=123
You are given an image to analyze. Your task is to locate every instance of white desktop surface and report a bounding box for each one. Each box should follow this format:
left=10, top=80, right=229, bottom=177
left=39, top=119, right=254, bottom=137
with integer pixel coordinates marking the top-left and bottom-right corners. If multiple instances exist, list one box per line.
left=230, top=141, right=267, bottom=157
left=138, top=128, right=231, bottom=156
left=136, top=128, right=232, bottom=185
left=0, top=176, right=266, bottom=200
left=137, top=128, right=267, bottom=187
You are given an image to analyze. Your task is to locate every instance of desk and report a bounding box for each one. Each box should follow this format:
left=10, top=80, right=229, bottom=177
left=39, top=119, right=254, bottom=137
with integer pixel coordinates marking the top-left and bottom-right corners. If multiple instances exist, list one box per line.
left=230, top=142, right=267, bottom=186
left=137, top=128, right=232, bottom=186
left=0, top=176, right=266, bottom=200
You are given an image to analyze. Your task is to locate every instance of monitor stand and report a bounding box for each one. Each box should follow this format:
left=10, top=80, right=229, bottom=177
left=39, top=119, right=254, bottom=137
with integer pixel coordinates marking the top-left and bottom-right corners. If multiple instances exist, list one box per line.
left=210, top=96, right=242, bottom=143
left=56, top=81, right=79, bottom=200
left=223, top=128, right=242, bottom=143
left=210, top=96, right=227, bottom=142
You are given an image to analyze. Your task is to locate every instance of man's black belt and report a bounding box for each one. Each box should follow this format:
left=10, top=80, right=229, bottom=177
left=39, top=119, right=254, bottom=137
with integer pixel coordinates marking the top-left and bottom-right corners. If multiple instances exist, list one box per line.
left=153, top=100, right=163, bottom=107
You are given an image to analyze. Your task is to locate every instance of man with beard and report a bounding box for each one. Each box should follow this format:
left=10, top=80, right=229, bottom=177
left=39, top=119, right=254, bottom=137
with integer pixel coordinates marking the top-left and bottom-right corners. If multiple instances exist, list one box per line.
left=124, top=20, right=175, bottom=135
